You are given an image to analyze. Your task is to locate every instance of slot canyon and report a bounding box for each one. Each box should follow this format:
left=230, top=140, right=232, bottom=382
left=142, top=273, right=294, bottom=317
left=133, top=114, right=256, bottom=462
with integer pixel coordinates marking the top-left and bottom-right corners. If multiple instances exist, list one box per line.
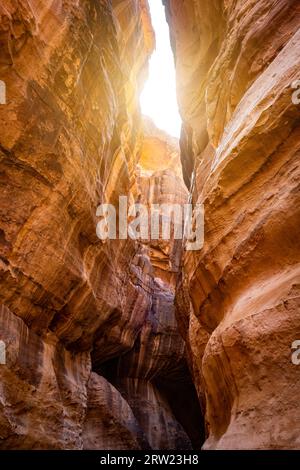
left=0, top=0, right=299, bottom=451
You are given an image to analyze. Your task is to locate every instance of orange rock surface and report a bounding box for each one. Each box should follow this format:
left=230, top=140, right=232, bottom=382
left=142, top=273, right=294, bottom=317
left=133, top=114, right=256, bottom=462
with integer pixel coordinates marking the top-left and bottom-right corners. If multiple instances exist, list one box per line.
left=1, top=0, right=299, bottom=451
left=0, top=0, right=203, bottom=449
left=165, top=0, right=300, bottom=449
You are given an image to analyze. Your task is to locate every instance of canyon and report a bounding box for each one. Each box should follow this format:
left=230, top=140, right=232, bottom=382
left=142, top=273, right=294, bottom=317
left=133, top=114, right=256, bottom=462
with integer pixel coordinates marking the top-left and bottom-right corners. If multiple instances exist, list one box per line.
left=0, top=0, right=299, bottom=451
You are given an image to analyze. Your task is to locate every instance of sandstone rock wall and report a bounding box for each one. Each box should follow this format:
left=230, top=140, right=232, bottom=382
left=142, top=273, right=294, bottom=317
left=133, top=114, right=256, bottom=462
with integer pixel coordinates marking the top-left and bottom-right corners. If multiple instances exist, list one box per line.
left=1, top=0, right=297, bottom=452
left=0, top=0, right=201, bottom=450
left=164, top=0, right=300, bottom=449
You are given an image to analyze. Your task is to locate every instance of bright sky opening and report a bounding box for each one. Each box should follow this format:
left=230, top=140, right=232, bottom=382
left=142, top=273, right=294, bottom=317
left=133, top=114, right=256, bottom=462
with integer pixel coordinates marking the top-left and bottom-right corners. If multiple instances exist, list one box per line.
left=140, top=0, right=181, bottom=138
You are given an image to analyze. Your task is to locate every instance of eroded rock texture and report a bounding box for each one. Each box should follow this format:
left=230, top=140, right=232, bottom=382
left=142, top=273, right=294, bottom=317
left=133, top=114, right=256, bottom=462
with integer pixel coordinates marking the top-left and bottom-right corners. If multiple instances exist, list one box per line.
left=0, top=0, right=201, bottom=450
left=165, top=0, right=300, bottom=449
left=1, top=0, right=297, bottom=452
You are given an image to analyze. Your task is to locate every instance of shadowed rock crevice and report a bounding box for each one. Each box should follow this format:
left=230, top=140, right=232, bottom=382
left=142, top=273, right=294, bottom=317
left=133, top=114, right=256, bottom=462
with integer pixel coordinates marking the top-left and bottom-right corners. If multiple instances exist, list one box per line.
left=94, top=285, right=204, bottom=450
left=91, top=120, right=204, bottom=449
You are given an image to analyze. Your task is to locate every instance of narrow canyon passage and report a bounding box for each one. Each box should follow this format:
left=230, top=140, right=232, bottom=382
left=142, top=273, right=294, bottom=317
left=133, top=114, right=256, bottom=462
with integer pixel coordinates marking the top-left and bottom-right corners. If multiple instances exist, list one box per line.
left=89, top=1, right=204, bottom=449
left=84, top=0, right=204, bottom=450
left=0, top=0, right=203, bottom=451
left=0, top=0, right=299, bottom=452
left=89, top=121, right=204, bottom=449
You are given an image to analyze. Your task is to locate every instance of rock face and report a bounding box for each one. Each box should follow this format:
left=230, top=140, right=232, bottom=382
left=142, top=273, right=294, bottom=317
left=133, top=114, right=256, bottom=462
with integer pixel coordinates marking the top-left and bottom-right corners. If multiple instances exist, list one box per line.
left=164, top=0, right=300, bottom=449
left=0, top=0, right=203, bottom=449
left=1, top=0, right=299, bottom=452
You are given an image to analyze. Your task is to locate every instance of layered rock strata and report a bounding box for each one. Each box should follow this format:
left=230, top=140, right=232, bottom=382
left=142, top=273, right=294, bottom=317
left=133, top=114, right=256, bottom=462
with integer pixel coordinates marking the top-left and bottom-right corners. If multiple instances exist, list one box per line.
left=96, top=119, right=203, bottom=450
left=1, top=0, right=297, bottom=452
left=0, top=0, right=201, bottom=450
left=164, top=0, right=300, bottom=449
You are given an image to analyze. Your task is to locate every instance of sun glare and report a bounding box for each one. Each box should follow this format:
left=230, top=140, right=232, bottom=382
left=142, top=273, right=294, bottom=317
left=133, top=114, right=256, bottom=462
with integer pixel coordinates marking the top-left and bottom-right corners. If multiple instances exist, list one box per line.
left=140, top=0, right=181, bottom=138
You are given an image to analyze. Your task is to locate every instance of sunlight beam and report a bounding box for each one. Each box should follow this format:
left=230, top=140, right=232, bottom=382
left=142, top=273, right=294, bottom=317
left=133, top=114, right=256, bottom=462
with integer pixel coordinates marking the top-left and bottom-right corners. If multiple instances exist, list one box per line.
left=140, top=0, right=181, bottom=138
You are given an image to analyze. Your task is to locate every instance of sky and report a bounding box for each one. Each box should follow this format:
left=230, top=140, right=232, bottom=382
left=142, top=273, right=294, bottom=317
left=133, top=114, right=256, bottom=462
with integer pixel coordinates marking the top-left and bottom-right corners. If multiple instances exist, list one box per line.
left=140, top=0, right=182, bottom=138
